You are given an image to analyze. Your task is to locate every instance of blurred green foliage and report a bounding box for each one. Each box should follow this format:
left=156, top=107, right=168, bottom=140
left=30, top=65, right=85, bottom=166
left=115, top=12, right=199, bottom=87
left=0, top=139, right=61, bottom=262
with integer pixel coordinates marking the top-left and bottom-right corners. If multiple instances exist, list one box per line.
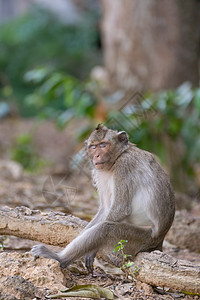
left=106, top=83, right=200, bottom=191
left=24, top=68, right=97, bottom=128
left=0, top=5, right=101, bottom=116
left=130, top=83, right=200, bottom=167
left=11, top=133, right=47, bottom=172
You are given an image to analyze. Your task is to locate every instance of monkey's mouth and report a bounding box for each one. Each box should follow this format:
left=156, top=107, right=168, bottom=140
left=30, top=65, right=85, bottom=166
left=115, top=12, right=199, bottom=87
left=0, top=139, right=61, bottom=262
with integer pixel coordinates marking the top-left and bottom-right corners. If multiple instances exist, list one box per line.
left=95, top=161, right=106, bottom=166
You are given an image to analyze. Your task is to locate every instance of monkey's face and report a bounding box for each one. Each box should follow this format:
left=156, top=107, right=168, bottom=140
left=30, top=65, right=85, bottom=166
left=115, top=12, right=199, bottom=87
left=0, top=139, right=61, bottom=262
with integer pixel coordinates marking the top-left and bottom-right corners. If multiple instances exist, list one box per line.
left=86, top=125, right=129, bottom=170
left=88, top=141, right=112, bottom=170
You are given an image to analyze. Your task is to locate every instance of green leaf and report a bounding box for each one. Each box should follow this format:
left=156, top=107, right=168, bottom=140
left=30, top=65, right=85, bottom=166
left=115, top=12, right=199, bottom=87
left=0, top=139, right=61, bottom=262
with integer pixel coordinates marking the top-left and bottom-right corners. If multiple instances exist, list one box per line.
left=124, top=261, right=134, bottom=268
left=114, top=242, right=120, bottom=247
left=113, top=245, right=121, bottom=253
left=24, top=67, right=50, bottom=83
left=57, top=108, right=74, bottom=128
left=120, top=240, right=128, bottom=243
left=182, top=290, right=200, bottom=297
left=168, top=118, right=182, bottom=137
left=47, top=284, right=114, bottom=299
left=40, top=73, right=63, bottom=95
left=194, top=88, right=200, bottom=112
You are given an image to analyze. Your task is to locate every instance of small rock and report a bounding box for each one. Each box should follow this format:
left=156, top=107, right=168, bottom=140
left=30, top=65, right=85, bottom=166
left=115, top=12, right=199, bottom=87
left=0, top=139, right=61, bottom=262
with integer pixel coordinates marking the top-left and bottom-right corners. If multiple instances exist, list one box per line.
left=0, top=293, right=18, bottom=300
left=136, top=281, right=154, bottom=294
left=0, top=160, right=23, bottom=181
left=0, top=275, right=37, bottom=300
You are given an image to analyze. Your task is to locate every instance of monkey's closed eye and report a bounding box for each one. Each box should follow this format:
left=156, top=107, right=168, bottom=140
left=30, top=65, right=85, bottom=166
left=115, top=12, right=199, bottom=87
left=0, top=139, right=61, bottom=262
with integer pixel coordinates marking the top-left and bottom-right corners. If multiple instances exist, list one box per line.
left=89, top=145, right=97, bottom=149
left=99, top=142, right=107, bottom=148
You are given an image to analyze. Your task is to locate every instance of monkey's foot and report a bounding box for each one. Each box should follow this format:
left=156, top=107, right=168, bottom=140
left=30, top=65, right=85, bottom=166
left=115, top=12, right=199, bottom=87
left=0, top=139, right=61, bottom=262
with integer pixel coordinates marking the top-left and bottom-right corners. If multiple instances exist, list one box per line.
left=85, top=252, right=96, bottom=274
left=59, top=260, right=69, bottom=269
left=31, top=245, right=46, bottom=257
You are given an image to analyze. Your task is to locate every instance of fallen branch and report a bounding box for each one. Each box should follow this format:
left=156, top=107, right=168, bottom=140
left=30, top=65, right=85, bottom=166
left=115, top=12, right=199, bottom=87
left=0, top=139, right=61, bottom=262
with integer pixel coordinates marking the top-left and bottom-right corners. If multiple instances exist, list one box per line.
left=0, top=206, right=86, bottom=247
left=134, top=251, right=200, bottom=295
left=0, top=206, right=200, bottom=294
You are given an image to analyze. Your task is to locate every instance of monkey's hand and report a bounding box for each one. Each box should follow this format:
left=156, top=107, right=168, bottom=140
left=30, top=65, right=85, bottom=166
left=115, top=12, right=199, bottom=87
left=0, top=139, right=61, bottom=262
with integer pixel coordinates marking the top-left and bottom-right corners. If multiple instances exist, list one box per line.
left=85, top=251, right=97, bottom=274
left=31, top=245, right=47, bottom=258
left=31, top=245, right=60, bottom=262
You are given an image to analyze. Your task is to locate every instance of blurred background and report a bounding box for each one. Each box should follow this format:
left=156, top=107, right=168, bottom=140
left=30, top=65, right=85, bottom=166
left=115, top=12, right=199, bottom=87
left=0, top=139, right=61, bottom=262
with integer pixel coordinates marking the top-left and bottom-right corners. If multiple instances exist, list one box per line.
left=0, top=0, right=200, bottom=208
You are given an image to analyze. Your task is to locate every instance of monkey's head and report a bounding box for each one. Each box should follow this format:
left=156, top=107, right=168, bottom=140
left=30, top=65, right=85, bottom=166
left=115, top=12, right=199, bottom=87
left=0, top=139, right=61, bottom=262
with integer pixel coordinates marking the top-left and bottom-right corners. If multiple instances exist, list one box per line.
left=86, top=124, right=129, bottom=170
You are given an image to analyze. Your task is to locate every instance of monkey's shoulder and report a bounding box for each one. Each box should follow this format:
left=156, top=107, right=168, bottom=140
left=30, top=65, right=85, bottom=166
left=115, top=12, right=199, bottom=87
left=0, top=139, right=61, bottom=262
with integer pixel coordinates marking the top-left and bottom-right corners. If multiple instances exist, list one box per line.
left=119, top=143, right=158, bottom=166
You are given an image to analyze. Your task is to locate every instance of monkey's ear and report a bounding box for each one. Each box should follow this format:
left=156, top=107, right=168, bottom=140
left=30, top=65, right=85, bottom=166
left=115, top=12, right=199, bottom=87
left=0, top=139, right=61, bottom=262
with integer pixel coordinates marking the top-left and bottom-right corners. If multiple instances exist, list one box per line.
left=117, top=131, right=128, bottom=144
left=84, top=139, right=88, bottom=147
left=95, top=123, right=103, bottom=130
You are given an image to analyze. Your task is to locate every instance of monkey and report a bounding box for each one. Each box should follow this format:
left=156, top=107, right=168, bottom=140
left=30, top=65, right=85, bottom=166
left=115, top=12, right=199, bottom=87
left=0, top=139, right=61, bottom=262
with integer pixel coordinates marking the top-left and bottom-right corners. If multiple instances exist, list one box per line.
left=31, top=124, right=175, bottom=274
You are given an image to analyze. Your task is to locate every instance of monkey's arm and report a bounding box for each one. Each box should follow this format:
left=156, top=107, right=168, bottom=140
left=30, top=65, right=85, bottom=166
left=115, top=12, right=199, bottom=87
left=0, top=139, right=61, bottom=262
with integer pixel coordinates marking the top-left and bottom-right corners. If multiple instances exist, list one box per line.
left=106, top=173, right=134, bottom=222
left=84, top=207, right=105, bottom=230
left=83, top=207, right=105, bottom=272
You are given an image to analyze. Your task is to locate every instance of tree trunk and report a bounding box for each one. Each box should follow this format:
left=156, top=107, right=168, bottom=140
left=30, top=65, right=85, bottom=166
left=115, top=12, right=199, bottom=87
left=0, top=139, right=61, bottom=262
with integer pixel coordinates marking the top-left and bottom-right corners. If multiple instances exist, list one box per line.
left=101, top=0, right=199, bottom=91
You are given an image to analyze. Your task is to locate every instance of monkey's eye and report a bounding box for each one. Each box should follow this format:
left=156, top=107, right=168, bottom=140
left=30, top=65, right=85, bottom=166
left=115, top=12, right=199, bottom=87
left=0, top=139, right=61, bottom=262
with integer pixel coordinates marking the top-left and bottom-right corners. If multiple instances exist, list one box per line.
left=89, top=145, right=96, bottom=150
left=99, top=142, right=107, bottom=148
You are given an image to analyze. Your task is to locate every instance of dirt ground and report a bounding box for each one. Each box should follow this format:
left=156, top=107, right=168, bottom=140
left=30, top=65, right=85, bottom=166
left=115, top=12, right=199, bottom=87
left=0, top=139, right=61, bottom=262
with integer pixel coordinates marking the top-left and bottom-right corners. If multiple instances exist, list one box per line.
left=0, top=118, right=200, bottom=299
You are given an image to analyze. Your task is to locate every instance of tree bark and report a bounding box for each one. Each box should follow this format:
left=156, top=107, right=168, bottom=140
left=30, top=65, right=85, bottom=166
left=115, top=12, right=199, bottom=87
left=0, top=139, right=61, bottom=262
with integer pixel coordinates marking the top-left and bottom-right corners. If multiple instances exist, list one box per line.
left=0, top=206, right=86, bottom=247
left=0, top=206, right=200, bottom=294
left=101, top=0, right=199, bottom=91
left=134, top=251, right=200, bottom=294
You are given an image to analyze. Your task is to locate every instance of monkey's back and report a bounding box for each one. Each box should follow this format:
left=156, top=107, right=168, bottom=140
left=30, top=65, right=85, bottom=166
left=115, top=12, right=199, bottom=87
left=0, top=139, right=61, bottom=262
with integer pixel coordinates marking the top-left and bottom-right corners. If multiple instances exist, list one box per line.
left=116, top=143, right=175, bottom=238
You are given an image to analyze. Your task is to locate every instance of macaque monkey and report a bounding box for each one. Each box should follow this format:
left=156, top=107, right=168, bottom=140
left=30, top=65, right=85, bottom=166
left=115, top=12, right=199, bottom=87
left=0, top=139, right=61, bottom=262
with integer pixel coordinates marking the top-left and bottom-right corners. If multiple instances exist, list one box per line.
left=31, top=124, right=175, bottom=273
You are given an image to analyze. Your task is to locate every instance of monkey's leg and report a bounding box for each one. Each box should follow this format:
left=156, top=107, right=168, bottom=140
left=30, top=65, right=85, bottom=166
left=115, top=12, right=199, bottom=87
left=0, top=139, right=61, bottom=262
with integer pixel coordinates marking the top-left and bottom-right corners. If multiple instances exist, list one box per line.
left=31, top=222, right=157, bottom=269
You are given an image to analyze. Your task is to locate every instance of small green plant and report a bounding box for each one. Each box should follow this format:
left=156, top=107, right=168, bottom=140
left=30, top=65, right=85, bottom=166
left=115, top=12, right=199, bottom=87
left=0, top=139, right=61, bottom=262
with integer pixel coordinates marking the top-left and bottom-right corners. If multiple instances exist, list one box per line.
left=0, top=236, right=7, bottom=251
left=113, top=240, right=139, bottom=279
left=0, top=241, right=4, bottom=251
left=11, top=133, right=46, bottom=172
